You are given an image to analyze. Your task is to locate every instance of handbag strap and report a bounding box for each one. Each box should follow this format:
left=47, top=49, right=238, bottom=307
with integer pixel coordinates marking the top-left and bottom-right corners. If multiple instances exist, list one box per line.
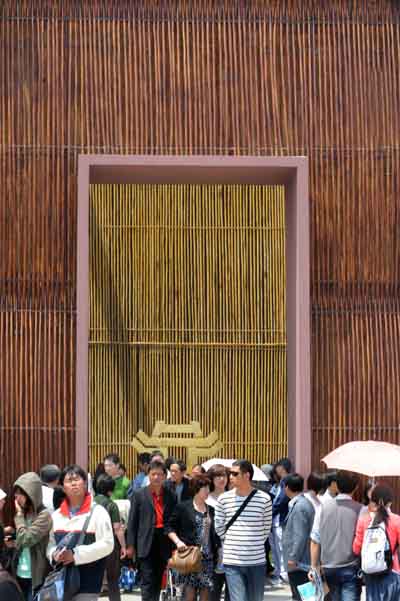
left=76, top=503, right=96, bottom=547
left=224, top=489, right=257, bottom=534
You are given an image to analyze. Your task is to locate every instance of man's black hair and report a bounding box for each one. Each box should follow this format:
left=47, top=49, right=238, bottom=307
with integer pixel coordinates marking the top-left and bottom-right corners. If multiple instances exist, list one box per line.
left=165, top=456, right=177, bottom=470
left=275, top=457, right=293, bottom=474
left=325, top=470, right=338, bottom=486
left=104, top=453, right=120, bottom=466
left=40, top=464, right=61, bottom=484
left=336, top=470, right=360, bottom=495
left=138, top=452, right=151, bottom=465
left=60, top=464, right=87, bottom=486
left=95, top=474, right=116, bottom=496
left=148, top=460, right=167, bottom=475
left=232, top=459, right=254, bottom=481
left=306, top=472, right=325, bottom=494
left=285, top=473, right=304, bottom=493
left=171, top=460, right=187, bottom=472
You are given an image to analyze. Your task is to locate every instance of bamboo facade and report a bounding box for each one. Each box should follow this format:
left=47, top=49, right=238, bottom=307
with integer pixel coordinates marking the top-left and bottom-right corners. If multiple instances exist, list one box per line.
left=89, top=184, right=286, bottom=474
left=1, top=1, right=400, bottom=491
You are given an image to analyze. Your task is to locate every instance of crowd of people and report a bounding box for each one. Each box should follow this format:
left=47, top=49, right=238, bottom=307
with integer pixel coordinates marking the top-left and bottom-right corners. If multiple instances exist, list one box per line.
left=0, top=451, right=400, bottom=601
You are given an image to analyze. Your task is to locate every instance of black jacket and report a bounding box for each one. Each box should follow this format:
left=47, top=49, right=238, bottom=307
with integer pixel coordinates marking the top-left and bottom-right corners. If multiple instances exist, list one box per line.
left=127, top=485, right=177, bottom=560
left=165, top=499, right=218, bottom=559
left=164, top=477, right=192, bottom=503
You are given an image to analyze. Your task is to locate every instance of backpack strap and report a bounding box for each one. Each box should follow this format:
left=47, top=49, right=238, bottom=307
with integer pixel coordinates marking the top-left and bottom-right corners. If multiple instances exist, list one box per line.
left=225, top=489, right=257, bottom=534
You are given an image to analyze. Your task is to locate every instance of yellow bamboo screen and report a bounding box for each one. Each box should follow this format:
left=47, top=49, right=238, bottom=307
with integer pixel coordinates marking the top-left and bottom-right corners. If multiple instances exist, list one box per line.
left=89, top=184, right=286, bottom=474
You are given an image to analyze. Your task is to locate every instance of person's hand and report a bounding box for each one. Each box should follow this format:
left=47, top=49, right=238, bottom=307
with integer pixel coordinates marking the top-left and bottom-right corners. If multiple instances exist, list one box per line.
left=120, top=546, right=127, bottom=560
left=54, top=548, right=74, bottom=565
left=176, top=541, right=187, bottom=552
left=4, top=526, right=14, bottom=535
left=14, top=500, right=23, bottom=515
left=126, top=545, right=135, bottom=559
left=308, top=566, right=319, bottom=581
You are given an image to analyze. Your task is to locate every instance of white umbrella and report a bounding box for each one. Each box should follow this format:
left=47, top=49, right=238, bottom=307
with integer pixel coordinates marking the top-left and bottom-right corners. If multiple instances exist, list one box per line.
left=201, top=458, right=268, bottom=481
left=322, top=440, right=400, bottom=478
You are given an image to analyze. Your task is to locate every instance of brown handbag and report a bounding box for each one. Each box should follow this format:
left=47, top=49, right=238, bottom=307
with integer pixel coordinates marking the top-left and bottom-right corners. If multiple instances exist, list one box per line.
left=168, top=545, right=202, bottom=574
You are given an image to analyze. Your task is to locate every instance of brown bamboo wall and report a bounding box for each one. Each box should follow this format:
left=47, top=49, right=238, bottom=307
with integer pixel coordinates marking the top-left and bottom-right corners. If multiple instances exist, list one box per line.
left=1, top=1, right=400, bottom=491
left=89, top=183, right=287, bottom=474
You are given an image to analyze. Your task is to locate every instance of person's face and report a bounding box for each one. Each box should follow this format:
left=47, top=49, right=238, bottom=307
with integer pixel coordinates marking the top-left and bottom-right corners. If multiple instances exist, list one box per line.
left=151, top=455, right=164, bottom=464
left=14, top=491, right=28, bottom=508
left=149, top=468, right=166, bottom=489
left=328, top=481, right=339, bottom=496
left=191, top=466, right=203, bottom=477
left=62, top=473, right=86, bottom=500
left=170, top=464, right=184, bottom=483
left=213, top=473, right=228, bottom=492
left=276, top=465, right=288, bottom=480
left=104, top=460, right=120, bottom=479
left=139, top=462, right=149, bottom=473
left=195, top=485, right=210, bottom=502
left=230, top=467, right=249, bottom=486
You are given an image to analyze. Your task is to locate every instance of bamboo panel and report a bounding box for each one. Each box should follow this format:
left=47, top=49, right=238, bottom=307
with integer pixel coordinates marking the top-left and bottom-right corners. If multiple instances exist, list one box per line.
left=88, top=184, right=287, bottom=476
left=0, top=0, right=399, bottom=496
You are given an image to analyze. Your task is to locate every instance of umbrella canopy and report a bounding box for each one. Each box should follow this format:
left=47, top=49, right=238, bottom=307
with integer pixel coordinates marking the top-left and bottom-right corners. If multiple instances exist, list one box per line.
left=322, top=440, right=400, bottom=478
left=201, top=458, right=268, bottom=481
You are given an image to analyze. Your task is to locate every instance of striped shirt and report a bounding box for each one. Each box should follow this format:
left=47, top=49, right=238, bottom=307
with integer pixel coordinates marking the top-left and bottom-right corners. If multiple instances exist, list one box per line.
left=215, top=488, right=272, bottom=566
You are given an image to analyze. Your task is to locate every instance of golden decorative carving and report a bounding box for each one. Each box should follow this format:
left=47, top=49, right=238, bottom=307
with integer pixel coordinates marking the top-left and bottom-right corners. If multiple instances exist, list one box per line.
left=131, top=421, right=223, bottom=469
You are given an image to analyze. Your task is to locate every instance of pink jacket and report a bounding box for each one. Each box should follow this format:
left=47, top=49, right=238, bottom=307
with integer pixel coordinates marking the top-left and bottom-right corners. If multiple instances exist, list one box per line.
left=353, top=511, right=400, bottom=573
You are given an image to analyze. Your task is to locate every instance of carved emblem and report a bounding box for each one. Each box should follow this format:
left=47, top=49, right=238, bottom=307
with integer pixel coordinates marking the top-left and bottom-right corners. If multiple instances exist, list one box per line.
left=131, top=420, right=223, bottom=469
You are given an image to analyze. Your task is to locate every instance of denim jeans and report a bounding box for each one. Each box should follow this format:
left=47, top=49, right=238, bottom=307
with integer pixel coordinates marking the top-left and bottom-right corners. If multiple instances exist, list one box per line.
left=324, top=565, right=362, bottom=601
left=224, top=564, right=266, bottom=601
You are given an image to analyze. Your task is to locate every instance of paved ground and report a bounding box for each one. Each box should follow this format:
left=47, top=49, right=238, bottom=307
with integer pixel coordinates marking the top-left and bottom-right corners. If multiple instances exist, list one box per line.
left=118, top=583, right=293, bottom=599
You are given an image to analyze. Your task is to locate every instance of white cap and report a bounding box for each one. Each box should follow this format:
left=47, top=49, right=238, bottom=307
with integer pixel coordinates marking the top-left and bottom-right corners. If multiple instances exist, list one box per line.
left=0, top=489, right=6, bottom=501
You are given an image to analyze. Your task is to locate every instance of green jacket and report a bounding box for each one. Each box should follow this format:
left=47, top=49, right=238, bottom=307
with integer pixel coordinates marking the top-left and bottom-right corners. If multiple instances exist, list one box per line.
left=13, top=472, right=52, bottom=591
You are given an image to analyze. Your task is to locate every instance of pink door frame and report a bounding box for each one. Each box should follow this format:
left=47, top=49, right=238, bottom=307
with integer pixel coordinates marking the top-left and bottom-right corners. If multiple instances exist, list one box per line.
left=77, top=155, right=310, bottom=475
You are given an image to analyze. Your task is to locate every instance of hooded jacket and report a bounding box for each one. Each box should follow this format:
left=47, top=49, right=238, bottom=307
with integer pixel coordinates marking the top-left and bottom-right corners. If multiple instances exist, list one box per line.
left=13, top=472, right=52, bottom=590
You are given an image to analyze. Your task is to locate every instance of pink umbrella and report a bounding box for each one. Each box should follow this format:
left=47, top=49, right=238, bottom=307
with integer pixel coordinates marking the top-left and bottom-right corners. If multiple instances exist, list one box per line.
left=322, top=440, right=400, bottom=477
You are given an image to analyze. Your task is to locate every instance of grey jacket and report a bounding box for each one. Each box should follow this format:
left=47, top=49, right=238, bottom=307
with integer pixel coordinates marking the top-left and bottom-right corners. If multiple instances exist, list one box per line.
left=282, top=493, right=315, bottom=571
left=13, top=472, right=52, bottom=591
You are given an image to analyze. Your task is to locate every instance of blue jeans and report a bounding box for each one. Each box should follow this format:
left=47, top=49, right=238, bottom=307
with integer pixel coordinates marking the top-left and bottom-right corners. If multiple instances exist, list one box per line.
left=224, top=564, right=266, bottom=601
left=324, top=566, right=361, bottom=601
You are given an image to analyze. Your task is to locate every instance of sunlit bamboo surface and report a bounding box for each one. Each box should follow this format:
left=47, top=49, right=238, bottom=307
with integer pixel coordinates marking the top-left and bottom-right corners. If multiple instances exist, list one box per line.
left=89, top=184, right=287, bottom=473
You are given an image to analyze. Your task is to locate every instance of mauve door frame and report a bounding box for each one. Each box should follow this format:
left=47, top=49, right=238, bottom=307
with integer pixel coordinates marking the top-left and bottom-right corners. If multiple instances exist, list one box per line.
left=77, top=155, right=310, bottom=475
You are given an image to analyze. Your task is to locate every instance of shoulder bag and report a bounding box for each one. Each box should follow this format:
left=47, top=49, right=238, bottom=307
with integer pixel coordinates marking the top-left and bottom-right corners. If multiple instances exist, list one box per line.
left=34, top=504, right=96, bottom=601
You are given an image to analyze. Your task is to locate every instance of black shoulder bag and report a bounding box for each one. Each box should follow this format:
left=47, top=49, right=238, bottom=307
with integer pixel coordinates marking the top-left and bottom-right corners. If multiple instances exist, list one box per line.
left=35, top=504, right=96, bottom=601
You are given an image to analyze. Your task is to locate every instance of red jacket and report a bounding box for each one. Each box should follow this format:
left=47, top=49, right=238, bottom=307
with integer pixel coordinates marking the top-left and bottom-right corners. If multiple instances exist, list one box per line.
left=353, top=510, right=400, bottom=573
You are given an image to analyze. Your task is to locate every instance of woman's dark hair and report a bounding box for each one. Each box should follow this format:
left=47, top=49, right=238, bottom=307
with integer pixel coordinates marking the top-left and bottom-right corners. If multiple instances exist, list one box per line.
left=371, top=484, right=393, bottom=526
left=165, top=456, right=177, bottom=470
left=275, top=457, right=293, bottom=474
left=92, top=462, right=106, bottom=493
left=170, top=460, right=187, bottom=472
left=363, top=480, right=375, bottom=505
left=191, top=464, right=206, bottom=474
left=207, top=464, right=230, bottom=492
left=95, top=474, right=116, bottom=496
left=307, top=472, right=325, bottom=495
left=53, top=486, right=66, bottom=510
left=189, top=474, right=211, bottom=496
left=324, top=471, right=338, bottom=487
left=104, top=453, right=120, bottom=466
left=60, top=464, right=88, bottom=486
left=14, top=486, right=34, bottom=516
left=0, top=524, right=11, bottom=571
